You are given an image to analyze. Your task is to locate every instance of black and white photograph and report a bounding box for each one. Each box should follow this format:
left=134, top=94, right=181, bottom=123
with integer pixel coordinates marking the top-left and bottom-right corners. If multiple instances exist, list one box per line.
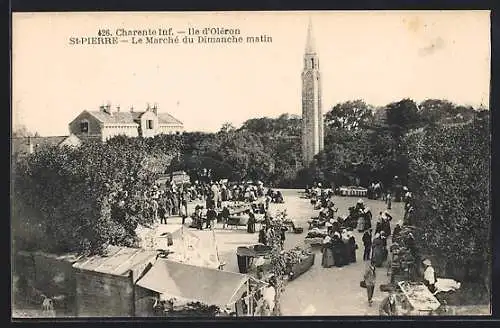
left=11, top=10, right=491, bottom=318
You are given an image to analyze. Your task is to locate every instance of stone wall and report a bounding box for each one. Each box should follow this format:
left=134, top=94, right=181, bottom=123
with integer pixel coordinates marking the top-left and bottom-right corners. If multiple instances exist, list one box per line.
left=74, top=269, right=135, bottom=317
left=13, top=251, right=78, bottom=315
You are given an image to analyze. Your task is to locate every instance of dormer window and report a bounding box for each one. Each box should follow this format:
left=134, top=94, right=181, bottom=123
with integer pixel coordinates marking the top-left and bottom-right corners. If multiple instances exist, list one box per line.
left=147, top=120, right=154, bottom=129
left=80, top=121, right=89, bottom=133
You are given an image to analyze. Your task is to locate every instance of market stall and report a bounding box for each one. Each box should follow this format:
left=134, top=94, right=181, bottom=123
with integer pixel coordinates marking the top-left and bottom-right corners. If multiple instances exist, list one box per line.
left=284, top=245, right=315, bottom=281
left=397, top=281, right=441, bottom=315
left=388, top=244, right=416, bottom=283
left=339, top=186, right=368, bottom=197
left=236, top=244, right=272, bottom=274
left=135, top=259, right=267, bottom=317
left=304, top=228, right=328, bottom=246
left=169, top=227, right=223, bottom=269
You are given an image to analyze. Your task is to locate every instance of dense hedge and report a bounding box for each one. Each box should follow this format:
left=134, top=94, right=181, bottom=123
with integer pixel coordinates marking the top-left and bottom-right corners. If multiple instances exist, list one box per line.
left=404, top=114, right=491, bottom=286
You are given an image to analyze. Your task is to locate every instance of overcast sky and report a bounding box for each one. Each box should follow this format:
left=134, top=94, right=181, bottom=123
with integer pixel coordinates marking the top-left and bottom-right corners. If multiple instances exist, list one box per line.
left=12, top=10, right=490, bottom=136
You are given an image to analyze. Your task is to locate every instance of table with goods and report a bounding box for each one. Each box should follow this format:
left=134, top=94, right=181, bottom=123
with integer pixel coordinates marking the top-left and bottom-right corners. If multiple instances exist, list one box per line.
left=284, top=245, right=315, bottom=281
left=304, top=228, right=328, bottom=246
left=397, top=281, right=441, bottom=314
left=339, top=186, right=368, bottom=197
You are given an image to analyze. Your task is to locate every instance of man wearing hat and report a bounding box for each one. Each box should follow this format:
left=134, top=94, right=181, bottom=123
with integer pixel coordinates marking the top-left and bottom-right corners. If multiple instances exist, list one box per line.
left=363, top=263, right=377, bottom=306
left=423, top=259, right=437, bottom=293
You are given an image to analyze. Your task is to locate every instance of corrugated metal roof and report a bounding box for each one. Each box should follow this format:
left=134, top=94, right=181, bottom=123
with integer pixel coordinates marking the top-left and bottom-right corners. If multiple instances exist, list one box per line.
left=136, top=259, right=248, bottom=307
left=87, top=110, right=183, bottom=125
left=73, top=246, right=157, bottom=276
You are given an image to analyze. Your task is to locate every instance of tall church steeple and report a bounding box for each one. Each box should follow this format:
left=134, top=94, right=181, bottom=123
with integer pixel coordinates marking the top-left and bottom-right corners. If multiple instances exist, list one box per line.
left=305, top=18, right=316, bottom=54
left=301, top=19, right=324, bottom=165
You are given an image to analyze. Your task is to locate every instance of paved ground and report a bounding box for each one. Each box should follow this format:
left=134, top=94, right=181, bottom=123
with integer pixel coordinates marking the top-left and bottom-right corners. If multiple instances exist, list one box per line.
left=275, top=189, right=402, bottom=316
left=162, top=189, right=405, bottom=315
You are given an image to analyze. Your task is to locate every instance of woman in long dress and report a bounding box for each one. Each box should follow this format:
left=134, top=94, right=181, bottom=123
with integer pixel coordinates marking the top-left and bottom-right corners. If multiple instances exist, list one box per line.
left=332, top=234, right=344, bottom=267
left=247, top=210, right=256, bottom=233
left=321, top=235, right=335, bottom=268
left=363, top=208, right=372, bottom=231
left=371, top=234, right=385, bottom=267
left=348, top=235, right=357, bottom=263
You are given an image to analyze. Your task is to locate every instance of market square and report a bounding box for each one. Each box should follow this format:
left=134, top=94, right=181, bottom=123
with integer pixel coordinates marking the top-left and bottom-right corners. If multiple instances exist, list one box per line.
left=11, top=11, right=491, bottom=318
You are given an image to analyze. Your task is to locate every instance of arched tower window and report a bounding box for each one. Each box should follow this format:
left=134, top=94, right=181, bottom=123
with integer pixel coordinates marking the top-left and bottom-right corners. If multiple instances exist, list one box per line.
left=311, top=58, right=314, bottom=68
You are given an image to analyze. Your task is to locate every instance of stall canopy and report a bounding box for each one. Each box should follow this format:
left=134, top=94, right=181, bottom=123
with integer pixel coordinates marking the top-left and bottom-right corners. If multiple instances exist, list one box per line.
left=157, top=225, right=221, bottom=269
left=136, top=259, right=249, bottom=307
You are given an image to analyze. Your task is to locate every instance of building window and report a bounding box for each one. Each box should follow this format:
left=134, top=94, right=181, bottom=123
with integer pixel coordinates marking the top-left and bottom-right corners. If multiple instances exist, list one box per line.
left=147, top=120, right=154, bottom=129
left=80, top=121, right=89, bottom=133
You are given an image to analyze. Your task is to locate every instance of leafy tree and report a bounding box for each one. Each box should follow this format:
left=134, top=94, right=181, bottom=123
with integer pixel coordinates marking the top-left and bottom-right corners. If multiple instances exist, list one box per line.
left=12, top=136, right=179, bottom=255
left=219, top=122, right=236, bottom=134
left=324, top=100, right=374, bottom=130
left=385, top=98, right=422, bottom=139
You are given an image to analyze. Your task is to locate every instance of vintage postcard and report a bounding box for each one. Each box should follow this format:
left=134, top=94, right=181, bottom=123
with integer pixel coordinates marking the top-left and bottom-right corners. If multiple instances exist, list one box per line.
left=11, top=10, right=491, bottom=318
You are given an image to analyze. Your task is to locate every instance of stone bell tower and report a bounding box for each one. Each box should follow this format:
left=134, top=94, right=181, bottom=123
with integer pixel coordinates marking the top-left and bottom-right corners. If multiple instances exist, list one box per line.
left=301, top=19, right=324, bottom=165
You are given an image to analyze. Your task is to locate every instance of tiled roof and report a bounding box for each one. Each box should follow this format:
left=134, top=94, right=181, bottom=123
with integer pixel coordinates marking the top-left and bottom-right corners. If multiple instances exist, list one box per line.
left=157, top=113, right=183, bottom=125
left=11, top=136, right=67, bottom=147
left=87, top=110, right=183, bottom=125
left=87, top=111, right=142, bottom=124
left=32, top=136, right=68, bottom=147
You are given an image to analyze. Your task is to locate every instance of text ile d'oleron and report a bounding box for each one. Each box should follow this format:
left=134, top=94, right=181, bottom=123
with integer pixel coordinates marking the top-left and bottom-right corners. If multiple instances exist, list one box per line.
left=68, top=27, right=273, bottom=46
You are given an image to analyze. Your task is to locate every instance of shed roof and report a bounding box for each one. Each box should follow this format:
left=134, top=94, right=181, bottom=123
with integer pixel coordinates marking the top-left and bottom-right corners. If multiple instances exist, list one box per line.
left=136, top=259, right=248, bottom=307
left=72, top=245, right=157, bottom=276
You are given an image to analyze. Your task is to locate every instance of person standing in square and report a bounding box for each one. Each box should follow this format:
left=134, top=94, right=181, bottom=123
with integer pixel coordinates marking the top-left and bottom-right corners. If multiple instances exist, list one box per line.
left=363, top=263, right=377, bottom=306
left=362, top=230, right=372, bottom=261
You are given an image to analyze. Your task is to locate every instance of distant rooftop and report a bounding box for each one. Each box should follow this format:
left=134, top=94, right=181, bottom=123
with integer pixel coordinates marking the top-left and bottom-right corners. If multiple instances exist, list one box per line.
left=86, top=110, right=183, bottom=125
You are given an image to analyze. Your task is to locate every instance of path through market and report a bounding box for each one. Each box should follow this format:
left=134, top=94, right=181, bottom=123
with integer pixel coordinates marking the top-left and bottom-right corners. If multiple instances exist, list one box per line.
left=151, top=189, right=404, bottom=316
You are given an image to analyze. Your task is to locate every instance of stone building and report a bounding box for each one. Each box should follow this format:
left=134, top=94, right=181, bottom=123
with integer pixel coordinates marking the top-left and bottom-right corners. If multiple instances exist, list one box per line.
left=301, top=20, right=324, bottom=165
left=68, top=103, right=184, bottom=142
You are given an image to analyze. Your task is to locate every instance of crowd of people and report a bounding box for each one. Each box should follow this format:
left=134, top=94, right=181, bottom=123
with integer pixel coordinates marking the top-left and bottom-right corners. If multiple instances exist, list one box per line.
left=305, top=181, right=441, bottom=313
left=320, top=229, right=358, bottom=268
left=143, top=177, right=280, bottom=227
left=144, top=177, right=288, bottom=235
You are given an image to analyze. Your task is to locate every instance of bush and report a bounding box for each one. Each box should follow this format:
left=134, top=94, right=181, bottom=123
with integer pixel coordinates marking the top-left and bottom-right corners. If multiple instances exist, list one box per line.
left=404, top=114, right=490, bottom=288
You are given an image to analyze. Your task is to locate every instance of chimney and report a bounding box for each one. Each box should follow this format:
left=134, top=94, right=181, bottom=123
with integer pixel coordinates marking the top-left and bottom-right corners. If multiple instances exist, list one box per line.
left=105, top=103, right=112, bottom=115
left=152, top=103, right=158, bottom=115
left=130, top=106, right=134, bottom=113
left=116, top=105, right=121, bottom=112
left=27, top=136, right=34, bottom=154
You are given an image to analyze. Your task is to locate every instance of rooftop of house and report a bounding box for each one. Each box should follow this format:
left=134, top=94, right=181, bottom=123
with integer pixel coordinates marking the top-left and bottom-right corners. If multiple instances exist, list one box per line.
left=85, top=106, right=183, bottom=126
left=11, top=136, right=68, bottom=152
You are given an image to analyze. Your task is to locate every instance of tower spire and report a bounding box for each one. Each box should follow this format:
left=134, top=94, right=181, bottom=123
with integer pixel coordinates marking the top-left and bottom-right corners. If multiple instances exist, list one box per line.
left=305, top=18, right=316, bottom=54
